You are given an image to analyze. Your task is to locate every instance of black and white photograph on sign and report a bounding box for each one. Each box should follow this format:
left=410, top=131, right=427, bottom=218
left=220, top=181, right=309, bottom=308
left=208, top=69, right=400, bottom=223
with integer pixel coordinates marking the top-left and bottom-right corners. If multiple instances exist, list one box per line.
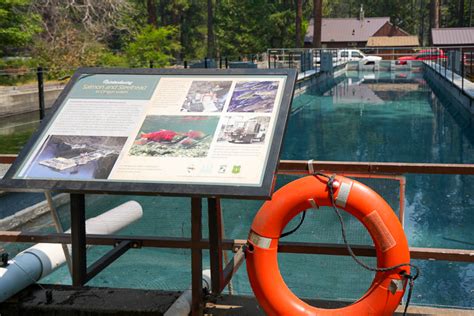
left=130, top=115, right=219, bottom=157
left=23, top=135, right=127, bottom=180
left=217, top=116, right=270, bottom=144
left=181, top=81, right=232, bottom=112
left=227, top=81, right=279, bottom=113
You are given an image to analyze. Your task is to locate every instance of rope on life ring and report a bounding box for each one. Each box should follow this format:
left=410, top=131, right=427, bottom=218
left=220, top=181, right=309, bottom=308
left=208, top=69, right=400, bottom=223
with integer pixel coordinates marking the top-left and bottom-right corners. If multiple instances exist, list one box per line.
left=246, top=175, right=414, bottom=316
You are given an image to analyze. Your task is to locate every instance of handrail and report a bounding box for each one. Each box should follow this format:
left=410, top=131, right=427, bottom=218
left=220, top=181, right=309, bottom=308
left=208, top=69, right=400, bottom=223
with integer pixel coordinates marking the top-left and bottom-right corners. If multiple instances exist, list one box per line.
left=0, top=155, right=16, bottom=164
left=278, top=160, right=474, bottom=175
left=2, top=155, right=474, bottom=175
left=0, top=231, right=472, bottom=263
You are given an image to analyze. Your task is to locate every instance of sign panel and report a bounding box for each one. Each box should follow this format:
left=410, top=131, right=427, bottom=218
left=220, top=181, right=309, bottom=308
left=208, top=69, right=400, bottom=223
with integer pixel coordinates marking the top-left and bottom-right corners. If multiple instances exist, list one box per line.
left=1, top=68, right=297, bottom=199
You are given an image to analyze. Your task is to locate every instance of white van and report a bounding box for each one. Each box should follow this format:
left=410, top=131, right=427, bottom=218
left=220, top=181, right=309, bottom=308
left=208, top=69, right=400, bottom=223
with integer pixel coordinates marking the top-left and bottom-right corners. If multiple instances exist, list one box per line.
left=315, top=49, right=382, bottom=64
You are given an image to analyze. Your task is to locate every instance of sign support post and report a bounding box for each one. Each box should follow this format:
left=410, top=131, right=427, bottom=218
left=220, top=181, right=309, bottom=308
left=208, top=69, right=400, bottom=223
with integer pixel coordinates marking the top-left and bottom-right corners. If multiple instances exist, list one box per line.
left=191, top=197, right=203, bottom=315
left=70, top=193, right=87, bottom=286
left=208, top=197, right=224, bottom=293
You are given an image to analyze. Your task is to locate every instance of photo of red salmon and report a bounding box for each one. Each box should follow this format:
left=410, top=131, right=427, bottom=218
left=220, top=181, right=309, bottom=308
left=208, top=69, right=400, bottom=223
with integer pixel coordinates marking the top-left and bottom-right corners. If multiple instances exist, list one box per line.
left=129, top=115, right=219, bottom=158
left=140, top=130, right=179, bottom=142
left=185, top=130, right=206, bottom=140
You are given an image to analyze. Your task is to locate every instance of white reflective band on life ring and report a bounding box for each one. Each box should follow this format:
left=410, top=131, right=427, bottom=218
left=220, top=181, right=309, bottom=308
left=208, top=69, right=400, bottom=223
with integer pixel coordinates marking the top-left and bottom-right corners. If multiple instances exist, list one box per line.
left=336, top=181, right=352, bottom=207
left=248, top=231, right=272, bottom=249
left=308, top=198, right=319, bottom=209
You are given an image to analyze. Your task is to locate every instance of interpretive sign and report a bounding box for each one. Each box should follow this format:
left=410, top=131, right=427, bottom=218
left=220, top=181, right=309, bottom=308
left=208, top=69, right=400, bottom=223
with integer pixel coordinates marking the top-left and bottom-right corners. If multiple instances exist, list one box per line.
left=1, top=68, right=297, bottom=198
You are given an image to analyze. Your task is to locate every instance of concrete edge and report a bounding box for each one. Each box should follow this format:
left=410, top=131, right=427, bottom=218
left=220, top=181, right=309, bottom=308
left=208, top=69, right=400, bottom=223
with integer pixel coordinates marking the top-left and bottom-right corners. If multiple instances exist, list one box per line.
left=0, top=193, right=70, bottom=231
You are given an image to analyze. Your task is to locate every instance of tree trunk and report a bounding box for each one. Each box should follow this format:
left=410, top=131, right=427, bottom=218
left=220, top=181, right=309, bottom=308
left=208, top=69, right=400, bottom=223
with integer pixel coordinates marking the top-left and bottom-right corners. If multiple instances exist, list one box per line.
left=146, top=0, right=158, bottom=27
left=429, top=0, right=440, bottom=45
left=431, top=0, right=440, bottom=28
left=296, top=0, right=303, bottom=47
left=207, top=0, right=215, bottom=58
left=459, top=0, right=465, bottom=26
left=419, top=0, right=425, bottom=46
left=313, top=0, right=322, bottom=48
left=469, top=0, right=473, bottom=26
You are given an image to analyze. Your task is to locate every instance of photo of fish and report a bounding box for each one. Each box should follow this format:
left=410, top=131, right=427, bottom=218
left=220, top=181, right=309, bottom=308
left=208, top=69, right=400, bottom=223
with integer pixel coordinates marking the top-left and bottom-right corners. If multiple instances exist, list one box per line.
left=129, top=115, right=219, bottom=157
left=217, top=116, right=270, bottom=144
left=181, top=81, right=232, bottom=112
left=227, top=81, right=279, bottom=113
left=23, top=135, right=127, bottom=180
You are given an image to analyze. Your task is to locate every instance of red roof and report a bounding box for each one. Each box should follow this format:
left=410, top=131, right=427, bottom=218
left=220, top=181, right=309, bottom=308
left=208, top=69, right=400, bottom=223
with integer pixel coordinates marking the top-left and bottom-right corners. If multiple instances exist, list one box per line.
left=305, top=17, right=390, bottom=43
left=431, top=28, right=474, bottom=46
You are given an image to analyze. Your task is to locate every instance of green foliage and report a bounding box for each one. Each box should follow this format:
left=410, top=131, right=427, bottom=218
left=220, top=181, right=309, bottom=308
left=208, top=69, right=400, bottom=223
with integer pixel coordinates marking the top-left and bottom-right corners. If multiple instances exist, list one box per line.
left=125, top=25, right=181, bottom=67
left=1, top=0, right=471, bottom=79
left=180, top=1, right=207, bottom=59
left=0, top=0, right=41, bottom=56
left=97, top=52, right=129, bottom=68
left=0, top=57, right=38, bottom=85
left=32, top=20, right=107, bottom=79
left=216, top=1, right=286, bottom=56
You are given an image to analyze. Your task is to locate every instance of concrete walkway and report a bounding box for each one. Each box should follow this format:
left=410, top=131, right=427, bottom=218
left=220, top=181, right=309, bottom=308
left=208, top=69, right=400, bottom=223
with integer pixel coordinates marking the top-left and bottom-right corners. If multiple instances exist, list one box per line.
left=0, top=82, right=65, bottom=95
left=424, top=61, right=474, bottom=99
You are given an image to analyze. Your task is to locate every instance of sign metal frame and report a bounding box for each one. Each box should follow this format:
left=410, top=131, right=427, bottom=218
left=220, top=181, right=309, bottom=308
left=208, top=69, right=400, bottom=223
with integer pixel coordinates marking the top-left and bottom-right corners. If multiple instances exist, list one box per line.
left=0, top=67, right=297, bottom=199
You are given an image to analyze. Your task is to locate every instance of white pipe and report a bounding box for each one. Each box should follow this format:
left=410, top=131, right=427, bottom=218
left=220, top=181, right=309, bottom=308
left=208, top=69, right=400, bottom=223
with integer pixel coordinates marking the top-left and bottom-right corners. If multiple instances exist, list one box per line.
left=0, top=200, right=143, bottom=302
left=164, top=269, right=211, bottom=316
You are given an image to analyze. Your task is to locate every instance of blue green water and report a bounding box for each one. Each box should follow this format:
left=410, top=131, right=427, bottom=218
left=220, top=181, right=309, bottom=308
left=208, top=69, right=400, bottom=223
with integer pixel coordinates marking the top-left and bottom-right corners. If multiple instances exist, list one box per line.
left=4, top=70, right=474, bottom=309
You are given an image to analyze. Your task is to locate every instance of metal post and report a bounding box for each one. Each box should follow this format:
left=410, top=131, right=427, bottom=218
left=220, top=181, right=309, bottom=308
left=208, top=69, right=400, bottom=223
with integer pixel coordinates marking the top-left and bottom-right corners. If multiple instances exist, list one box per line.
left=45, top=192, right=73, bottom=275
left=268, top=53, right=271, bottom=69
left=273, top=53, right=277, bottom=69
left=452, top=50, right=455, bottom=83
left=445, top=53, right=447, bottom=78
left=289, top=52, right=292, bottom=68
left=461, top=47, right=464, bottom=92
left=204, top=57, right=208, bottom=69
left=70, top=193, right=87, bottom=286
left=219, top=57, right=222, bottom=69
left=470, top=50, right=473, bottom=79
left=191, top=198, right=203, bottom=315
left=184, top=60, right=188, bottom=69
left=399, top=177, right=406, bottom=226
left=225, top=57, right=228, bottom=69
left=37, top=67, right=45, bottom=120
left=207, top=198, right=223, bottom=294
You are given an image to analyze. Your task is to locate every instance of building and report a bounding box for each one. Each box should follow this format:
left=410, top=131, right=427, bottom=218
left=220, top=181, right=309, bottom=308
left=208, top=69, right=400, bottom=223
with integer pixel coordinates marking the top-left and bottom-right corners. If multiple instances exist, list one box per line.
left=431, top=27, right=474, bottom=47
left=304, top=17, right=412, bottom=48
left=366, top=36, right=420, bottom=60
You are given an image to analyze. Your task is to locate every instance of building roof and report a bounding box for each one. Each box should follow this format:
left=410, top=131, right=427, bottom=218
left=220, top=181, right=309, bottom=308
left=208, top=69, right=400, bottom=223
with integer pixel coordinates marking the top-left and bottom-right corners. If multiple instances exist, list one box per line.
left=432, top=27, right=474, bottom=46
left=367, top=36, right=419, bottom=47
left=305, top=17, right=390, bottom=43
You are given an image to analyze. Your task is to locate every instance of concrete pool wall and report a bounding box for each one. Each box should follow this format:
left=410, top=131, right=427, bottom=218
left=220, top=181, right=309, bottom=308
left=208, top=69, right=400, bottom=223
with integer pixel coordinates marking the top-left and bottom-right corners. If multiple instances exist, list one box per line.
left=423, top=62, right=474, bottom=115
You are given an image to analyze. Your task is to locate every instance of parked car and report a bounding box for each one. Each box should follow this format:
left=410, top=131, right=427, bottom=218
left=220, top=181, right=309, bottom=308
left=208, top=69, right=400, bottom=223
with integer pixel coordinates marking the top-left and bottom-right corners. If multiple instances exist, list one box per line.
left=463, top=51, right=474, bottom=65
left=396, top=49, right=447, bottom=65
left=315, top=49, right=382, bottom=65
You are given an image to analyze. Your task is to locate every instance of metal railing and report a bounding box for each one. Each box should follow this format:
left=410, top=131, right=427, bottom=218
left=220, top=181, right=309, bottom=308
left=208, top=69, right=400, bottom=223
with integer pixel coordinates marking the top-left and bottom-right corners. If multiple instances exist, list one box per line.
left=424, top=47, right=474, bottom=98
left=1, top=155, right=473, bottom=264
left=1, top=155, right=474, bottom=314
left=265, top=46, right=474, bottom=77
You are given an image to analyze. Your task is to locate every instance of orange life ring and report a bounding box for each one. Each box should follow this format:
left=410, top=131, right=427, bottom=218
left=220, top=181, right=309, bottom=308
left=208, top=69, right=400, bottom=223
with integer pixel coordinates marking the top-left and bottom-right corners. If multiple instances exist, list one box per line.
left=246, top=175, right=410, bottom=316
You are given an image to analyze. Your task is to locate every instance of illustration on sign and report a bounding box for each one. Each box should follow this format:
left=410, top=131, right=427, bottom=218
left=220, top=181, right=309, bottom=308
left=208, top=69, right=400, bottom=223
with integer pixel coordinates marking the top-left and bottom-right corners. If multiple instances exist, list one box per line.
left=129, top=115, right=219, bottom=158
left=217, top=116, right=269, bottom=144
left=181, top=81, right=232, bottom=112
left=22, top=135, right=127, bottom=179
left=228, top=81, right=279, bottom=112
